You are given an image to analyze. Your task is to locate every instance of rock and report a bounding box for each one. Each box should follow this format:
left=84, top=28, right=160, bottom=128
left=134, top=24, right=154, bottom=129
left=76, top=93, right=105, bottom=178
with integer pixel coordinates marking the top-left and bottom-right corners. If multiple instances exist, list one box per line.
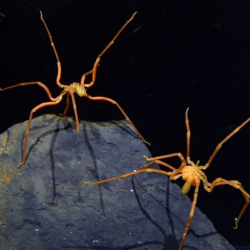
left=0, top=114, right=235, bottom=250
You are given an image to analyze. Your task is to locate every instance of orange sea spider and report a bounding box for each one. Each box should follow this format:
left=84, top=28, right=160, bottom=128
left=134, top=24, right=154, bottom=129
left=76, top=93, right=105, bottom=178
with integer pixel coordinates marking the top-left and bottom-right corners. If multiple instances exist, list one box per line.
left=0, top=11, right=149, bottom=169
left=85, top=108, right=250, bottom=250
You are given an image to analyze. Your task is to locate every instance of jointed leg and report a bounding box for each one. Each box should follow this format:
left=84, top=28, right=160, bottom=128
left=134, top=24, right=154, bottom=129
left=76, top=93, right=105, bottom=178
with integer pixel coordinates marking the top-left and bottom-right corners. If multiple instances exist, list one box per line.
left=80, top=69, right=93, bottom=86
left=86, top=95, right=150, bottom=145
left=204, top=116, right=250, bottom=170
left=63, top=93, right=70, bottom=116
left=40, top=11, right=65, bottom=89
left=144, top=152, right=186, bottom=166
left=0, top=81, right=63, bottom=168
left=84, top=160, right=175, bottom=185
left=83, top=12, right=137, bottom=88
left=0, top=81, right=58, bottom=102
left=179, top=182, right=200, bottom=250
left=17, top=95, right=63, bottom=169
left=62, top=91, right=85, bottom=133
left=185, top=108, right=191, bottom=163
left=69, top=92, right=80, bottom=133
left=206, top=177, right=250, bottom=228
left=144, top=152, right=187, bottom=179
left=142, top=158, right=177, bottom=171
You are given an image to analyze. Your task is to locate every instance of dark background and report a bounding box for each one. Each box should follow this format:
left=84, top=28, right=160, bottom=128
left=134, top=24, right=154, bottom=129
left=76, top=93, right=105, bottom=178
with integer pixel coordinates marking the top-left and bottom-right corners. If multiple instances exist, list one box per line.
left=0, top=0, right=250, bottom=247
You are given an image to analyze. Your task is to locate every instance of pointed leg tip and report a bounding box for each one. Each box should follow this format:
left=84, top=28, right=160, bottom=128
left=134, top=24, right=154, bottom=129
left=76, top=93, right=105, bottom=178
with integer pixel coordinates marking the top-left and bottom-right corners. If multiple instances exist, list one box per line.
left=83, top=181, right=95, bottom=185
left=233, top=221, right=239, bottom=229
left=16, top=162, right=25, bottom=169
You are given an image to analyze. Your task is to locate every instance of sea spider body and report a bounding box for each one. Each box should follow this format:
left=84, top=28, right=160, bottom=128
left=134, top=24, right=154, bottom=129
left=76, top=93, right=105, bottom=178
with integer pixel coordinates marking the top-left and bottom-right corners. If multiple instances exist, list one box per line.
left=180, top=164, right=204, bottom=194
left=63, top=83, right=87, bottom=97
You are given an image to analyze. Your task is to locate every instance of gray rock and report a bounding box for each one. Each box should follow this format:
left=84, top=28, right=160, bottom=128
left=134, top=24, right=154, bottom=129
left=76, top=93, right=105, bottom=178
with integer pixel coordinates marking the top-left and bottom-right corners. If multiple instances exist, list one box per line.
left=0, top=114, right=235, bottom=250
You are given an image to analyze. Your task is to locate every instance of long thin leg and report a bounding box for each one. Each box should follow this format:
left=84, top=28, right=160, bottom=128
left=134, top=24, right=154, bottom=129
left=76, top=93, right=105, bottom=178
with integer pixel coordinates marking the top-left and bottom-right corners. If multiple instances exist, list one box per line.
left=179, top=182, right=200, bottom=250
left=185, top=108, right=191, bottom=163
left=69, top=92, right=80, bottom=133
left=17, top=95, right=63, bottom=169
left=84, top=160, right=175, bottom=185
left=86, top=94, right=150, bottom=145
left=206, top=177, right=250, bottom=228
left=80, top=69, right=93, bottom=86
left=84, top=12, right=137, bottom=88
left=204, top=116, right=250, bottom=170
left=63, top=93, right=70, bottom=116
left=144, top=152, right=187, bottom=178
left=0, top=81, right=58, bottom=102
left=62, top=93, right=80, bottom=133
left=40, top=11, right=65, bottom=89
left=142, top=158, right=177, bottom=171
left=145, top=152, right=186, bottom=166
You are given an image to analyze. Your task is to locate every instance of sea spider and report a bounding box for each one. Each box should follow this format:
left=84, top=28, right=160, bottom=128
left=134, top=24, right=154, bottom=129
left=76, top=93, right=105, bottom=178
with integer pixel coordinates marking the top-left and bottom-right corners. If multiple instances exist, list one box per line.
left=0, top=11, right=149, bottom=169
left=85, top=108, right=250, bottom=250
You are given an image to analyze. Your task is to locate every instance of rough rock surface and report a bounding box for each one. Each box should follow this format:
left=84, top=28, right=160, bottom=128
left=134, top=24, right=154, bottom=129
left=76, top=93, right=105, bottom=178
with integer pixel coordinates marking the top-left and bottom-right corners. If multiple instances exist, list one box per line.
left=0, top=114, right=235, bottom=250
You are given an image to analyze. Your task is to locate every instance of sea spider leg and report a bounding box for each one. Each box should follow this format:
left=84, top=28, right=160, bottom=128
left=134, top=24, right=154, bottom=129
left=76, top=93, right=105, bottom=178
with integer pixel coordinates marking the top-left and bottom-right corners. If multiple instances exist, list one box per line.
left=18, top=94, right=64, bottom=169
left=84, top=158, right=179, bottom=185
left=144, top=152, right=187, bottom=178
left=206, top=178, right=250, bottom=229
left=203, top=115, right=250, bottom=170
left=82, top=12, right=138, bottom=88
left=0, top=81, right=57, bottom=102
left=178, top=181, right=201, bottom=250
left=40, top=11, right=63, bottom=88
left=85, top=95, right=149, bottom=145
left=63, top=93, right=70, bottom=116
left=0, top=82, right=63, bottom=169
left=185, top=107, right=191, bottom=163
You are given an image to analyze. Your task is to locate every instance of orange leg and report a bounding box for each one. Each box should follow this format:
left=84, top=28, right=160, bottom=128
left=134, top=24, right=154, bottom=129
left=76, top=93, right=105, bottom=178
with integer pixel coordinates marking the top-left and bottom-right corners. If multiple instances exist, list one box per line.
left=204, top=116, right=250, bottom=170
left=84, top=160, right=175, bottom=185
left=84, top=12, right=137, bottom=88
left=69, top=92, right=80, bottom=133
left=17, top=95, right=64, bottom=169
left=145, top=152, right=186, bottom=165
left=184, top=108, right=250, bottom=170
left=63, top=93, right=70, bottom=116
left=80, top=69, right=93, bottom=86
left=178, top=182, right=201, bottom=250
left=40, top=11, right=64, bottom=89
left=62, top=91, right=82, bottom=133
left=86, top=95, right=150, bottom=145
left=185, top=108, right=191, bottom=162
left=0, top=81, right=63, bottom=168
left=142, top=158, right=177, bottom=171
left=144, top=152, right=187, bottom=178
left=206, top=177, right=250, bottom=228
left=0, top=81, right=58, bottom=102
